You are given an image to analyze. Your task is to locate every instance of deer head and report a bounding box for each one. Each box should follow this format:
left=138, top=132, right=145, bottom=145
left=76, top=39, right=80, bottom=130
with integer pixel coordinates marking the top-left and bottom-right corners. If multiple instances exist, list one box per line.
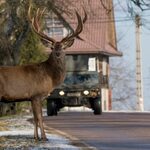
left=28, top=6, right=87, bottom=57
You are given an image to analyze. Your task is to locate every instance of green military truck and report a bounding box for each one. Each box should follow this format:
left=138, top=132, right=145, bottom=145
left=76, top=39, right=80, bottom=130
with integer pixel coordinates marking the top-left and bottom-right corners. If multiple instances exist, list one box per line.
left=46, top=54, right=102, bottom=116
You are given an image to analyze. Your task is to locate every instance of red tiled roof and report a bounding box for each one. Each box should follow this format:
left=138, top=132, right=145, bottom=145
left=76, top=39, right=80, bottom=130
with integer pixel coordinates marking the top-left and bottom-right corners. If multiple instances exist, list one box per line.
left=45, top=0, right=122, bottom=56
left=54, top=0, right=122, bottom=56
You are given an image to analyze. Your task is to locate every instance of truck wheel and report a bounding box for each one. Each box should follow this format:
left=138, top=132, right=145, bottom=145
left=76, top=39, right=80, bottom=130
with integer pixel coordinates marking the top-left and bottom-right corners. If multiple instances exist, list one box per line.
left=93, top=98, right=102, bottom=115
left=47, top=99, right=58, bottom=116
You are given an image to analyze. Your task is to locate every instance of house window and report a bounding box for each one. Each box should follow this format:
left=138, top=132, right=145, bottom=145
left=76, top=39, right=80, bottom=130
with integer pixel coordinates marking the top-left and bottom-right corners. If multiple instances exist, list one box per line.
left=47, top=27, right=63, bottom=36
left=45, top=18, right=64, bottom=37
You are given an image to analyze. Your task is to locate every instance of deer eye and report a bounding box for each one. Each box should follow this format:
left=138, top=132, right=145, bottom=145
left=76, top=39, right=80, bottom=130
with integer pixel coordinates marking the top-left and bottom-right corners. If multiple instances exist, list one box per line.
left=50, top=43, right=55, bottom=50
left=51, top=46, right=54, bottom=50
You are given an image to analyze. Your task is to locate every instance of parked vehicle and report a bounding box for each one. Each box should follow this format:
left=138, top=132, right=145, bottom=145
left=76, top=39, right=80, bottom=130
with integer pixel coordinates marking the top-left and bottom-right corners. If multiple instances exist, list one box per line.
left=46, top=54, right=102, bottom=116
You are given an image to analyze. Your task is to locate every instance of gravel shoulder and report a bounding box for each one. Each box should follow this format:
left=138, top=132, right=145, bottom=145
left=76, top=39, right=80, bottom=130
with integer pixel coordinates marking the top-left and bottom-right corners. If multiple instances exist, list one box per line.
left=0, top=114, right=80, bottom=150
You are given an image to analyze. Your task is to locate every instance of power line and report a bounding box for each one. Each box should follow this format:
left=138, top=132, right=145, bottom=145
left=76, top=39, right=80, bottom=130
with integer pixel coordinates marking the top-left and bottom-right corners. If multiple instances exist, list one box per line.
left=86, top=18, right=133, bottom=23
left=85, top=14, right=150, bottom=24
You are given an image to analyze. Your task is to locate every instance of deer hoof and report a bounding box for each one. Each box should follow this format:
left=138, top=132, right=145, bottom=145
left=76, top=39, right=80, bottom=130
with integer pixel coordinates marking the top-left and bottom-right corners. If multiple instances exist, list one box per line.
left=41, top=137, right=48, bottom=141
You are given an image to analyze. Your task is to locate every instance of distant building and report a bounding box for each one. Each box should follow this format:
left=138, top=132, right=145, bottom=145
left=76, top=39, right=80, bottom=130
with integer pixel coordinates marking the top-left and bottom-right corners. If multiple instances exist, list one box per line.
left=45, top=0, right=122, bottom=111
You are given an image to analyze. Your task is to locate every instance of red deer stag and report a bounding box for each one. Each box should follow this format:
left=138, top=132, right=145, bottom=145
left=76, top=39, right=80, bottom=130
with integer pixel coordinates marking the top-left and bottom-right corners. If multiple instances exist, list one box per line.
left=0, top=6, right=86, bottom=140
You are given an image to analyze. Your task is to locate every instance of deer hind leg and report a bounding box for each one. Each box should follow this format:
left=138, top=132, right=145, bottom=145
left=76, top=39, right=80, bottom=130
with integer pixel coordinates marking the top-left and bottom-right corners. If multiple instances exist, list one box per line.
left=31, top=98, right=47, bottom=141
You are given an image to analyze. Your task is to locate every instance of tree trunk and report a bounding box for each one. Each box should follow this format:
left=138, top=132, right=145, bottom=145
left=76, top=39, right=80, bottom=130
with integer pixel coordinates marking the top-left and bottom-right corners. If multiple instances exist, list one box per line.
left=0, top=103, right=16, bottom=116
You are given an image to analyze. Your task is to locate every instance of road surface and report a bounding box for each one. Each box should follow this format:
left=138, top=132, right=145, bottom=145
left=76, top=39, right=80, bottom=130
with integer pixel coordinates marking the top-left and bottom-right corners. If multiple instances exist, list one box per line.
left=44, top=112, right=150, bottom=150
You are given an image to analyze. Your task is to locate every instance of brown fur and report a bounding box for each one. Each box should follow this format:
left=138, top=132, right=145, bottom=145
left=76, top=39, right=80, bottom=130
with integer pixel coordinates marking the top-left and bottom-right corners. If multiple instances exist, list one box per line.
left=0, top=6, right=85, bottom=140
left=0, top=50, right=66, bottom=140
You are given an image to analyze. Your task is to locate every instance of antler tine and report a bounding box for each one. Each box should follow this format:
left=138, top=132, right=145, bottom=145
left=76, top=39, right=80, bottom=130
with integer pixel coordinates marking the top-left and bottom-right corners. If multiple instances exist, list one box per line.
left=82, top=7, right=87, bottom=24
left=28, top=5, right=33, bottom=22
left=61, top=11, right=83, bottom=43
left=34, top=8, right=45, bottom=32
left=77, top=7, right=87, bottom=41
left=74, top=11, right=83, bottom=35
left=74, top=8, right=87, bottom=41
left=28, top=6, right=56, bottom=44
left=31, top=18, right=52, bottom=43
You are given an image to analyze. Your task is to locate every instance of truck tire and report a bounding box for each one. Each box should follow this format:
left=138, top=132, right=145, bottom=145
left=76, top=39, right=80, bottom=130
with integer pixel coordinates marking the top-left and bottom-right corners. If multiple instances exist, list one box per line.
left=93, top=98, right=102, bottom=115
left=47, top=99, right=57, bottom=116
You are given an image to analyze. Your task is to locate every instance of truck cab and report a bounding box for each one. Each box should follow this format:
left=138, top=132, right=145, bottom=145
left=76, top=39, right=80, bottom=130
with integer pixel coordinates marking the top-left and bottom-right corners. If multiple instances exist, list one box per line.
left=46, top=54, right=102, bottom=115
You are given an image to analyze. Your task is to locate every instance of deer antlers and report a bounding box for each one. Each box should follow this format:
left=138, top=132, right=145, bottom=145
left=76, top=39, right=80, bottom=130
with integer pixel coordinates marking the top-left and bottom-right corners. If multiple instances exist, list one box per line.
left=28, top=6, right=56, bottom=44
left=28, top=6, right=87, bottom=49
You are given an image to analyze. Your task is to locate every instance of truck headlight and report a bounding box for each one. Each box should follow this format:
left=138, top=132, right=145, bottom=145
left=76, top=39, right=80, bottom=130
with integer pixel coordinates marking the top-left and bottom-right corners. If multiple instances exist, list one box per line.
left=59, top=90, right=65, bottom=96
left=83, top=90, right=89, bottom=95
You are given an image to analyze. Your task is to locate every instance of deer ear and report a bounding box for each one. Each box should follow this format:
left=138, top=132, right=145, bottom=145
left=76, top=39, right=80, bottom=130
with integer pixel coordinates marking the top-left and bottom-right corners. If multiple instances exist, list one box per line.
left=62, top=39, right=75, bottom=49
left=40, top=39, right=49, bottom=47
left=40, top=39, right=54, bottom=49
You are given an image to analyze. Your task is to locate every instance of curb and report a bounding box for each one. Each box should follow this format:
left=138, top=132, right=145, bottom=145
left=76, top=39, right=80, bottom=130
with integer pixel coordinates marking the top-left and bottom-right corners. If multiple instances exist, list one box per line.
left=44, top=124, right=96, bottom=150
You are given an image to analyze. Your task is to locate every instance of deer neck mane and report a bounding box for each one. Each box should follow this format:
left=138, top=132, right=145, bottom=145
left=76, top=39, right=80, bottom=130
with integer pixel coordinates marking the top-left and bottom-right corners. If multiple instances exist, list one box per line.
left=45, top=51, right=66, bottom=87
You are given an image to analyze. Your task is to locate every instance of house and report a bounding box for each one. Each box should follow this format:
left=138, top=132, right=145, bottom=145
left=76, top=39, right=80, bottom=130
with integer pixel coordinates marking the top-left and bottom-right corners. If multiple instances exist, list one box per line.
left=45, top=0, right=122, bottom=111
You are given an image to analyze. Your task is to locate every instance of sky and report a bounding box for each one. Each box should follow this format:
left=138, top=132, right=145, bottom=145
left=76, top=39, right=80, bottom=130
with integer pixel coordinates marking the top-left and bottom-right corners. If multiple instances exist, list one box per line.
left=113, top=0, right=150, bottom=110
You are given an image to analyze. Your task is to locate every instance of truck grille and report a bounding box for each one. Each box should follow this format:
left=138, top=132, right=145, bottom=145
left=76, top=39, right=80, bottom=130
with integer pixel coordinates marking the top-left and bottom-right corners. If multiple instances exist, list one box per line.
left=67, top=92, right=81, bottom=97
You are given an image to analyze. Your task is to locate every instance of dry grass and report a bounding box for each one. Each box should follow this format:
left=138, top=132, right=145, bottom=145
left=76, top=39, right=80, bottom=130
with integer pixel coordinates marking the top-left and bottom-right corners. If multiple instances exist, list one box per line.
left=0, top=136, right=6, bottom=142
left=0, top=121, right=8, bottom=131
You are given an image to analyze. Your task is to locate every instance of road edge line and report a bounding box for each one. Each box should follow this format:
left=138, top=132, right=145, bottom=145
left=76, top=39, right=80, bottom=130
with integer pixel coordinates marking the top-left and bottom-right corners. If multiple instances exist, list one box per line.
left=44, top=124, right=96, bottom=150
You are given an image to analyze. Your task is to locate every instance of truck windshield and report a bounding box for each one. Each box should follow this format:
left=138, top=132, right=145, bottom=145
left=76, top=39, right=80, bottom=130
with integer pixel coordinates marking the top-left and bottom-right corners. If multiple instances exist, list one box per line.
left=66, top=55, right=97, bottom=72
left=61, top=55, right=99, bottom=88
left=63, top=72, right=99, bottom=88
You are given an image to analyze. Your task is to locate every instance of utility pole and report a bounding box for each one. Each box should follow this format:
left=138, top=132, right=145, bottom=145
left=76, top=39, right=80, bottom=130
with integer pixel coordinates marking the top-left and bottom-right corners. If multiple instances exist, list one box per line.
left=135, top=14, right=144, bottom=111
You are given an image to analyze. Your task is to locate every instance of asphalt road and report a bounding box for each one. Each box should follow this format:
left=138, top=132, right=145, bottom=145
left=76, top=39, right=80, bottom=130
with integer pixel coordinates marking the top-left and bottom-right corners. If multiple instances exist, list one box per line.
left=44, top=112, right=150, bottom=150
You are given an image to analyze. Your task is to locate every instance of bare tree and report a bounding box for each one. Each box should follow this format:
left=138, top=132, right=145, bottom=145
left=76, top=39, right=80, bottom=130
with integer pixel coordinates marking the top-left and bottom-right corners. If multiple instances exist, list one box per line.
left=99, top=0, right=150, bottom=13
left=0, top=0, right=79, bottom=116
left=97, top=0, right=150, bottom=111
left=127, top=0, right=150, bottom=12
left=0, top=0, right=30, bottom=65
left=0, top=0, right=76, bottom=66
left=110, top=57, right=137, bottom=110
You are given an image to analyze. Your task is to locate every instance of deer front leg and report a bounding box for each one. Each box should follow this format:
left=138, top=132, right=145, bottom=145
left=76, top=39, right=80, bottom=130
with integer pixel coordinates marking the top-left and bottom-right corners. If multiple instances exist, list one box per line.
left=31, top=100, right=39, bottom=140
left=31, top=98, right=47, bottom=141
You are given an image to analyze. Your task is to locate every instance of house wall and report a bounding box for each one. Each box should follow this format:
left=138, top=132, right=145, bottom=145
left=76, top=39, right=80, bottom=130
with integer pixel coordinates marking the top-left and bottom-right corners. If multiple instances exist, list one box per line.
left=44, top=0, right=120, bottom=111
left=98, top=55, right=111, bottom=111
left=107, top=0, right=117, bottom=49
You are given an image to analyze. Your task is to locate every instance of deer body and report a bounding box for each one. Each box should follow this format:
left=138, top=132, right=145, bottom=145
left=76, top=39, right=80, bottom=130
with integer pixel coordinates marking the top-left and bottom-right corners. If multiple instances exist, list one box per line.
left=0, top=52, right=65, bottom=101
left=0, top=6, right=86, bottom=140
